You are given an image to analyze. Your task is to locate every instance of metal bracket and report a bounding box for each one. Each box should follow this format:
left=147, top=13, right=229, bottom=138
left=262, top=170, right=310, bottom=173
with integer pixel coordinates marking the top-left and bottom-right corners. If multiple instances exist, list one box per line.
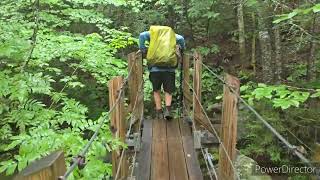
left=193, top=130, right=202, bottom=150
left=126, top=133, right=141, bottom=151
left=201, top=130, right=219, bottom=145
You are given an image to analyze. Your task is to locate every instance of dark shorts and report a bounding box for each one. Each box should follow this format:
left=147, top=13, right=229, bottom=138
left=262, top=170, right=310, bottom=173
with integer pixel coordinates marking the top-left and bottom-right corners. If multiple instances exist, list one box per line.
left=149, top=72, right=175, bottom=94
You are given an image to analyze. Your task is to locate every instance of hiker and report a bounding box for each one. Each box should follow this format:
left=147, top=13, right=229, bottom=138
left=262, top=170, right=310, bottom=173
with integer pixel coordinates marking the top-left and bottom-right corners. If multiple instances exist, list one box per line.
left=139, top=26, right=185, bottom=120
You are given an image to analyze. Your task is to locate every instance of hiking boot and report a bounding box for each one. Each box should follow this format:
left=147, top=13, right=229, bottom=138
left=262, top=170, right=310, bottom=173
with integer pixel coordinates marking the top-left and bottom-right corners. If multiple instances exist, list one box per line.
left=155, top=109, right=163, bottom=119
left=164, top=108, right=173, bottom=120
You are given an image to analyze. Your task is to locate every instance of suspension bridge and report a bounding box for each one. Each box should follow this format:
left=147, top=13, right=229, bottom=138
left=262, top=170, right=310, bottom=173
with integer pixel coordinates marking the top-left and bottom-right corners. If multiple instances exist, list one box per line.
left=14, top=52, right=319, bottom=180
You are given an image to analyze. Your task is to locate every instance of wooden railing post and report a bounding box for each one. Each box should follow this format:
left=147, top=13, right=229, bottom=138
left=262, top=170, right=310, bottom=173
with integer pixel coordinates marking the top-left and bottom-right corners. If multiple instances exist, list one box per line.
left=192, top=52, right=203, bottom=149
left=183, top=54, right=191, bottom=117
left=14, top=151, right=66, bottom=180
left=109, top=76, right=127, bottom=179
left=192, top=52, right=202, bottom=124
left=128, top=52, right=143, bottom=128
left=218, top=74, right=240, bottom=180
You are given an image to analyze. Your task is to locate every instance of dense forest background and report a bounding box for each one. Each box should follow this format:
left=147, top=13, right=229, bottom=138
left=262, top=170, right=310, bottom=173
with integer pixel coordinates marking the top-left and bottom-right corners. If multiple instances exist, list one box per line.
left=0, top=0, right=320, bottom=179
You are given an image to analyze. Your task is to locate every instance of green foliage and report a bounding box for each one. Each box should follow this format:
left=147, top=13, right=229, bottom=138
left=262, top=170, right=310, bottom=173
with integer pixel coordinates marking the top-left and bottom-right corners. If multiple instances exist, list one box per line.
left=192, top=44, right=220, bottom=57
left=201, top=67, right=223, bottom=109
left=0, top=0, right=137, bottom=178
left=239, top=100, right=290, bottom=166
left=241, top=83, right=313, bottom=110
left=273, top=3, right=320, bottom=24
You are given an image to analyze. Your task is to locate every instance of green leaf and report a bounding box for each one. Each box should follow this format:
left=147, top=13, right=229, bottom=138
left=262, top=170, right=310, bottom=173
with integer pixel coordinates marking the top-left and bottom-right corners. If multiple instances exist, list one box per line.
left=240, top=85, right=249, bottom=92
left=215, top=95, right=222, bottom=100
left=6, top=162, right=17, bottom=175
left=18, top=159, right=27, bottom=171
left=312, top=4, right=320, bottom=13
left=5, top=140, right=22, bottom=151
left=288, top=11, right=298, bottom=18
left=0, top=163, right=8, bottom=174
left=311, top=90, right=320, bottom=98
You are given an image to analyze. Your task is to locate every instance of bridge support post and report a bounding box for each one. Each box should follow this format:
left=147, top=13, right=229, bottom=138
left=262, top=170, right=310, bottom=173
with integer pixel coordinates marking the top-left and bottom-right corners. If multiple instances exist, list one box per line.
left=192, top=52, right=215, bottom=133
left=192, top=52, right=203, bottom=126
left=128, top=52, right=144, bottom=130
left=109, top=76, right=128, bottom=179
left=192, top=52, right=203, bottom=149
left=218, top=74, right=240, bottom=180
left=183, top=54, right=191, bottom=118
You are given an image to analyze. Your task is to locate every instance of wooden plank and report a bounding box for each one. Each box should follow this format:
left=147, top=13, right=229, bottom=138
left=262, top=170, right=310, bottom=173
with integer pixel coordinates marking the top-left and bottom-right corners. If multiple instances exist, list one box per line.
left=178, top=118, right=192, bottom=137
left=14, top=151, right=66, bottom=180
left=136, top=120, right=153, bottom=180
left=153, top=119, right=167, bottom=141
left=151, top=119, right=169, bottom=180
left=167, top=139, right=189, bottom=180
left=108, top=76, right=128, bottom=179
left=218, top=74, right=240, bottom=180
left=181, top=137, right=203, bottom=180
left=167, top=119, right=189, bottom=180
left=152, top=140, right=169, bottom=180
left=167, top=119, right=180, bottom=138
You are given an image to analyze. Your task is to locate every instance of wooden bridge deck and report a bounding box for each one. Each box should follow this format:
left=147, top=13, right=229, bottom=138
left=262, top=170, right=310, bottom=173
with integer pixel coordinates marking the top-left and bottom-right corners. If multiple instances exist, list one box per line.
left=136, top=118, right=203, bottom=180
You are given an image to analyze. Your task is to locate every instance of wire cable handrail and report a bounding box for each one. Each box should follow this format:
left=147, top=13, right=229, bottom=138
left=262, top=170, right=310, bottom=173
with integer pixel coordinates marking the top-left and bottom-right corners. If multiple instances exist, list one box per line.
left=128, top=95, right=144, bottom=179
left=114, top=80, right=144, bottom=179
left=183, top=103, right=215, bottom=180
left=200, top=61, right=319, bottom=174
left=185, top=82, right=241, bottom=180
left=60, top=63, right=136, bottom=179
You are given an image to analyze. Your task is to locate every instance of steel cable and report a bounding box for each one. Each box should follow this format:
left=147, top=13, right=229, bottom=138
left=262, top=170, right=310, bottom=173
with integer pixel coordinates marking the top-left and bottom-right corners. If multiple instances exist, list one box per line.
left=60, top=63, right=136, bottom=179
left=114, top=80, right=144, bottom=180
left=186, top=82, right=241, bottom=180
left=201, top=61, right=320, bottom=176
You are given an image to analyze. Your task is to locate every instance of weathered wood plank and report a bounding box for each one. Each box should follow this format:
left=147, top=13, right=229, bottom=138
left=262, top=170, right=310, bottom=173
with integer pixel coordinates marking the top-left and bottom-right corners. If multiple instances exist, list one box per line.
left=14, top=151, right=66, bottom=180
left=167, top=139, right=189, bottom=180
left=167, top=119, right=189, bottom=180
left=151, top=140, right=169, bottom=180
left=136, top=120, right=153, bottom=180
left=181, top=137, right=203, bottom=180
left=153, top=119, right=167, bottom=141
left=178, top=118, right=192, bottom=137
left=218, top=74, right=240, bottom=180
left=151, top=119, right=169, bottom=180
left=167, top=119, right=180, bottom=138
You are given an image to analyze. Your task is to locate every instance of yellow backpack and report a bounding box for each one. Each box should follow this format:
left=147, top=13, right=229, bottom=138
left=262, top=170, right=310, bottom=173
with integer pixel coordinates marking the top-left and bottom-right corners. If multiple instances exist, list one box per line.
left=146, top=26, right=177, bottom=68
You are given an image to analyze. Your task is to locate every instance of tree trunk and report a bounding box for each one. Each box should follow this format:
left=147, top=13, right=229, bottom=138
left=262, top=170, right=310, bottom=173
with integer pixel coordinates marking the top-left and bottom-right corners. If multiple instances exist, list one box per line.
left=258, top=31, right=273, bottom=83
left=167, top=5, right=176, bottom=29
left=307, top=14, right=319, bottom=81
left=251, top=12, right=256, bottom=75
left=238, top=0, right=246, bottom=64
left=182, top=0, right=195, bottom=44
left=257, top=1, right=274, bottom=83
left=274, top=25, right=282, bottom=83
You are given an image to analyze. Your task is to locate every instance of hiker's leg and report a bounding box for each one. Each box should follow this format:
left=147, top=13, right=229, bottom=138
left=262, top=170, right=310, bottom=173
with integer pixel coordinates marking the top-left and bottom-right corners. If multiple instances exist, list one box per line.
left=163, top=72, right=176, bottom=106
left=154, top=90, right=162, bottom=110
left=164, top=92, right=172, bottom=107
left=163, top=72, right=175, bottom=120
left=149, top=72, right=162, bottom=110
